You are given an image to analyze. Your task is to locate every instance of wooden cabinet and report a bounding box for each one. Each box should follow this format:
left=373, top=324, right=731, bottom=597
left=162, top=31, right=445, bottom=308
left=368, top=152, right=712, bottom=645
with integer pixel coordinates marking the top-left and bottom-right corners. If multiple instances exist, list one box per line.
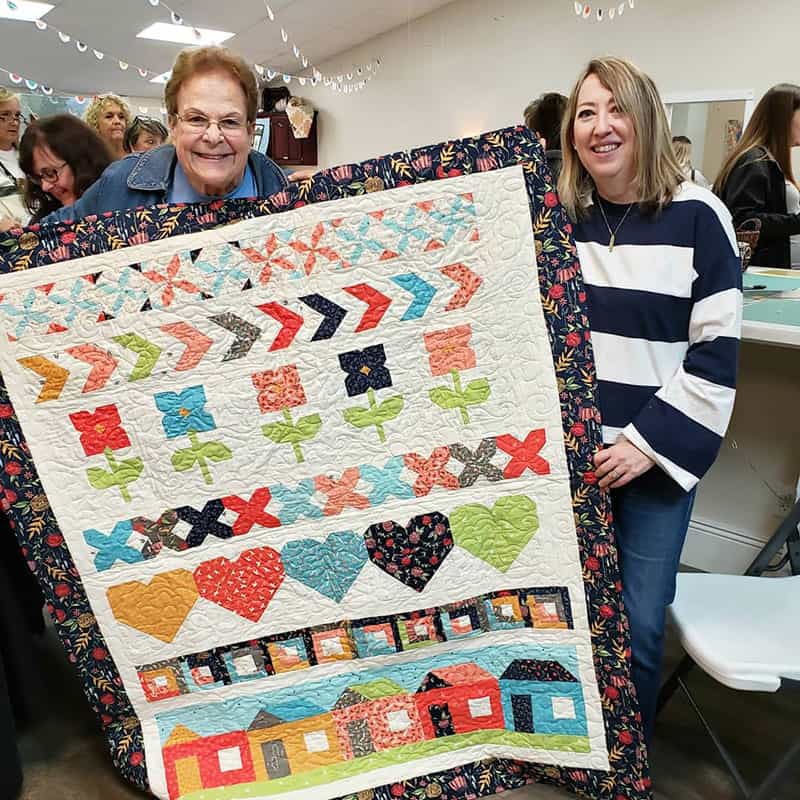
left=265, top=111, right=318, bottom=166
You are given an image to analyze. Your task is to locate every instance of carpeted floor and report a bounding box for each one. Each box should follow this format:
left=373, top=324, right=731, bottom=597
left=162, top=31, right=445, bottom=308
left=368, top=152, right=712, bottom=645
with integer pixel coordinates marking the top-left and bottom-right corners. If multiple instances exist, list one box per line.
left=15, top=621, right=800, bottom=800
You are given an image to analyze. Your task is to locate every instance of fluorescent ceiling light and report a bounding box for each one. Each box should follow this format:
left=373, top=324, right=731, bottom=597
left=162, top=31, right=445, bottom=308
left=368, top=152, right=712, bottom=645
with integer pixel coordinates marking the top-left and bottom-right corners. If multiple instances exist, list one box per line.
left=0, top=1, right=53, bottom=21
left=150, top=71, right=171, bottom=84
left=137, top=22, right=234, bottom=46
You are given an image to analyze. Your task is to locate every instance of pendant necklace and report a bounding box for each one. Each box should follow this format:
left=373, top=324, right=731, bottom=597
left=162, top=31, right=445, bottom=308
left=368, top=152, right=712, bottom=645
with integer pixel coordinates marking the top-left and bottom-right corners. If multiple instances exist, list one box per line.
left=597, top=198, right=634, bottom=252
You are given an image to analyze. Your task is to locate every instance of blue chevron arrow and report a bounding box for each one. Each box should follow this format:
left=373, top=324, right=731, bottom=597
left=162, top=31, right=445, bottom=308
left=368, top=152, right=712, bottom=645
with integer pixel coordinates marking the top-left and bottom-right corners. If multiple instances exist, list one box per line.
left=390, top=273, right=437, bottom=321
left=299, top=294, right=348, bottom=341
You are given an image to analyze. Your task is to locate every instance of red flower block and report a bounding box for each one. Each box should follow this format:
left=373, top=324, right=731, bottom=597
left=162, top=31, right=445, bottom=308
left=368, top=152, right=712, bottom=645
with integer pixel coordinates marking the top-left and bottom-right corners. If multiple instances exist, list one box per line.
left=69, top=404, right=131, bottom=457
left=252, top=365, right=307, bottom=414
left=423, top=324, right=477, bottom=377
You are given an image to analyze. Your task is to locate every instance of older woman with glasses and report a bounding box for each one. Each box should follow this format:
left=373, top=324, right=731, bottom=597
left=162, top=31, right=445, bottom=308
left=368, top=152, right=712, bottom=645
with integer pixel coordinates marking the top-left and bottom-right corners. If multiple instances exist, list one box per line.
left=40, top=46, right=288, bottom=224
left=0, top=88, right=29, bottom=231
left=18, top=114, right=111, bottom=223
left=0, top=89, right=24, bottom=188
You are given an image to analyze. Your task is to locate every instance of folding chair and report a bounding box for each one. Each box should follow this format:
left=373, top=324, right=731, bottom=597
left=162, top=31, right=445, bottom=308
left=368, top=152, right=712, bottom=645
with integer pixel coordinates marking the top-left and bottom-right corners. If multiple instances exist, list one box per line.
left=657, top=497, right=800, bottom=800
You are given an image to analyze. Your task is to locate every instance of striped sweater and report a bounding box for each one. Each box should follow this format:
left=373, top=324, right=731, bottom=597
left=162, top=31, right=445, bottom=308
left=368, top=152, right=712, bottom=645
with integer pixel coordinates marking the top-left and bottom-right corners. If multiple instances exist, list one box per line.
left=574, top=183, right=743, bottom=491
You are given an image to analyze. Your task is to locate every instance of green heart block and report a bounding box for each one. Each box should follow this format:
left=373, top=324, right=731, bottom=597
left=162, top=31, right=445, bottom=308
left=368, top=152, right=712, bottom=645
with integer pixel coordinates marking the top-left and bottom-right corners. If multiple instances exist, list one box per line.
left=450, top=495, right=539, bottom=572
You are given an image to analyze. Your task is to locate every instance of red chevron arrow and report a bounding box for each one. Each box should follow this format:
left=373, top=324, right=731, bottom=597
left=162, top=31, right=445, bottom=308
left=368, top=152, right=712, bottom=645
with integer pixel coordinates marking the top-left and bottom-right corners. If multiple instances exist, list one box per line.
left=343, top=283, right=392, bottom=332
left=161, top=322, right=213, bottom=371
left=257, top=302, right=304, bottom=351
left=65, top=344, right=118, bottom=393
left=441, top=263, right=483, bottom=311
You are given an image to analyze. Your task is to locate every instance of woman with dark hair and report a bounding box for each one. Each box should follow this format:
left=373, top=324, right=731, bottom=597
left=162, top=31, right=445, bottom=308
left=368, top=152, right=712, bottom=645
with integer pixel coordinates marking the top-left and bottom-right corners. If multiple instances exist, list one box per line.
left=124, top=115, right=169, bottom=154
left=715, top=83, right=800, bottom=266
left=523, top=92, right=568, bottom=180
left=18, top=114, right=112, bottom=223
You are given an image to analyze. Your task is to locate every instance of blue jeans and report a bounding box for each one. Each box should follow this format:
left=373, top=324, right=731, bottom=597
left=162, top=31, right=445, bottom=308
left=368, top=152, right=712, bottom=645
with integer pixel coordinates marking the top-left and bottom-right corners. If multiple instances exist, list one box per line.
left=611, top=468, right=696, bottom=744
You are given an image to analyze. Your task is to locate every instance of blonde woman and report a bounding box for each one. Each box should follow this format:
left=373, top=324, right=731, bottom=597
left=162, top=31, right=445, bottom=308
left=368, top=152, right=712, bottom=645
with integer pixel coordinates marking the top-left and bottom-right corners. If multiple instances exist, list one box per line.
left=715, top=83, right=800, bottom=267
left=84, top=93, right=131, bottom=160
left=671, top=135, right=710, bottom=189
left=559, top=56, right=742, bottom=742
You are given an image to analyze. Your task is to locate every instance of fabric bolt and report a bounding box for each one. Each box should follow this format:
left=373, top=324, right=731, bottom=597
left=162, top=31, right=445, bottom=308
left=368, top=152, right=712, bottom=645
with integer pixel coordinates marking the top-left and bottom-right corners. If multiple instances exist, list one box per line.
left=0, top=127, right=653, bottom=800
left=574, top=184, right=743, bottom=490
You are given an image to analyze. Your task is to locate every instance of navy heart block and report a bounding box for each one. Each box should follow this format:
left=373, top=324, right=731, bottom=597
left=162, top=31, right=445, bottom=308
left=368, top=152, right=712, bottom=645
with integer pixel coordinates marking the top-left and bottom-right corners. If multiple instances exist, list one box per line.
left=364, top=512, right=453, bottom=592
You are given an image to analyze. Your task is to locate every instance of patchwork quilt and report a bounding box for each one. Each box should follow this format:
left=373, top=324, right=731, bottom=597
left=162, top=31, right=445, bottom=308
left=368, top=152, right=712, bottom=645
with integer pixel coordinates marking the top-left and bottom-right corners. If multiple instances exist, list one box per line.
left=0, top=128, right=651, bottom=800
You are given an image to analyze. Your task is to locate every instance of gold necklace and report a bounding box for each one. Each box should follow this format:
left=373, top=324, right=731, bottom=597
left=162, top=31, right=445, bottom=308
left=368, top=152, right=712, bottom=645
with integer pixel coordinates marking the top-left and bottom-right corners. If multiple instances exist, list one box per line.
left=597, top=198, right=634, bottom=252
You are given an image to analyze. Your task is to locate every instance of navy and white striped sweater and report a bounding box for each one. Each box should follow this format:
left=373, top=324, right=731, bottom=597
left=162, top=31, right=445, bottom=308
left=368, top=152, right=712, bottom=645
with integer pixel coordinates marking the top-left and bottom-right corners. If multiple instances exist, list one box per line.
left=574, top=183, right=743, bottom=491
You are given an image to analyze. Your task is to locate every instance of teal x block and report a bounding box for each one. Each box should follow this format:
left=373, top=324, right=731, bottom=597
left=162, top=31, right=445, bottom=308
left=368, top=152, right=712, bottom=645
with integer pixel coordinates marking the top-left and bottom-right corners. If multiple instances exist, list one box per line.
left=271, top=479, right=323, bottom=525
left=360, top=456, right=415, bottom=505
left=83, top=520, right=144, bottom=571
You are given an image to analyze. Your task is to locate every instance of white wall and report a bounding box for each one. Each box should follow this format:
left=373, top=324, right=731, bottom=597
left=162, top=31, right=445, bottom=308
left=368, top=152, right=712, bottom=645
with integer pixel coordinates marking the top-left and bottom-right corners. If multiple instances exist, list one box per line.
left=296, top=0, right=800, bottom=571
left=299, top=0, right=800, bottom=168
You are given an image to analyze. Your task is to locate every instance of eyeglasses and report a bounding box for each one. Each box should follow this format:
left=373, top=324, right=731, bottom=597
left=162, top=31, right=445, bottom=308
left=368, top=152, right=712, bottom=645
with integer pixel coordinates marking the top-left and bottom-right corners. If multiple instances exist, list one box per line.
left=0, top=112, right=24, bottom=124
left=175, top=112, right=247, bottom=135
left=29, top=161, right=67, bottom=185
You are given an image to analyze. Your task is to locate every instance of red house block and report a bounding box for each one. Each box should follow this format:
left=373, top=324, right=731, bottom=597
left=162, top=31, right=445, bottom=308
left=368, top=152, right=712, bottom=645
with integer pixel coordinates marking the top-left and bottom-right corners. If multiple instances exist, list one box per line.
left=162, top=728, right=256, bottom=799
left=414, top=662, right=505, bottom=739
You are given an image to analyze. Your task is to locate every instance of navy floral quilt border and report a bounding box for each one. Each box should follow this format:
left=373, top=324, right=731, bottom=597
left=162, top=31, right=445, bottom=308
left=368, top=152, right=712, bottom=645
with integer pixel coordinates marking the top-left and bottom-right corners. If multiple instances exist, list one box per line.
left=0, top=126, right=651, bottom=800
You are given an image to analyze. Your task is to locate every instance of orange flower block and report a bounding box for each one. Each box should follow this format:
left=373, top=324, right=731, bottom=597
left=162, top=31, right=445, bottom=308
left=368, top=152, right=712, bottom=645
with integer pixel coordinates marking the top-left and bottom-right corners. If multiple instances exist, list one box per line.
left=252, top=365, right=307, bottom=414
left=423, top=324, right=477, bottom=376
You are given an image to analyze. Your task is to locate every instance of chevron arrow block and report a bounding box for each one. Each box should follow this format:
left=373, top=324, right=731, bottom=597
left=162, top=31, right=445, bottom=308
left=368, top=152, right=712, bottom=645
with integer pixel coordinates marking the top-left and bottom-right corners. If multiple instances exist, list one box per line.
left=209, top=313, right=262, bottom=361
left=343, top=283, right=392, bottom=332
left=390, top=273, right=437, bottom=321
left=257, top=302, right=304, bottom=351
left=441, top=263, right=483, bottom=311
left=113, top=333, right=163, bottom=381
left=18, top=356, right=70, bottom=403
left=66, top=344, right=118, bottom=393
left=299, top=294, right=348, bottom=341
left=161, top=322, right=213, bottom=371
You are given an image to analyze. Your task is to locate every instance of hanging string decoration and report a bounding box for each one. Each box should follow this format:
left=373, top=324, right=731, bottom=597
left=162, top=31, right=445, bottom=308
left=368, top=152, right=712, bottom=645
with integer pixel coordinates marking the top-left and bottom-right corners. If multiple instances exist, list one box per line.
left=574, top=0, right=637, bottom=21
left=143, top=0, right=380, bottom=93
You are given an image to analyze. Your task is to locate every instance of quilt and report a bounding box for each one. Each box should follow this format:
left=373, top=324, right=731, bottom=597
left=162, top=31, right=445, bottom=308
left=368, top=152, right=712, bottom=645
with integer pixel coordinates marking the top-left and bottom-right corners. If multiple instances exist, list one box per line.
left=0, top=127, right=651, bottom=800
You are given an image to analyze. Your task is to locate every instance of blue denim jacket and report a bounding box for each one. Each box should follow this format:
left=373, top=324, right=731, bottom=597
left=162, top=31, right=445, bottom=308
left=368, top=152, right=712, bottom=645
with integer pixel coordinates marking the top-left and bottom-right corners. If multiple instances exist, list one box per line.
left=40, top=144, right=289, bottom=225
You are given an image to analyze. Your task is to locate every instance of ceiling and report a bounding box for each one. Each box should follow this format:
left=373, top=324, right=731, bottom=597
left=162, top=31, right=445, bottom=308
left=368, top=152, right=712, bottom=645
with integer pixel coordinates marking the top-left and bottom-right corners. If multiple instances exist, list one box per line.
left=0, top=0, right=455, bottom=98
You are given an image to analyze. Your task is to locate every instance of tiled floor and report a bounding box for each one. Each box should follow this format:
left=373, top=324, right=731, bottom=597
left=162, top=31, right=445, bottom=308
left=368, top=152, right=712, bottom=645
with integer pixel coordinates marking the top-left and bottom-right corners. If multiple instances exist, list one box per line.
left=15, top=624, right=800, bottom=800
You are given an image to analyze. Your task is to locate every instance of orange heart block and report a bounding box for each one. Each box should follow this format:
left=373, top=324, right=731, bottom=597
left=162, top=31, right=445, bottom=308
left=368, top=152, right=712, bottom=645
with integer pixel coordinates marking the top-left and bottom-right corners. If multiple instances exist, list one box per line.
left=106, top=569, right=199, bottom=643
left=193, top=546, right=285, bottom=622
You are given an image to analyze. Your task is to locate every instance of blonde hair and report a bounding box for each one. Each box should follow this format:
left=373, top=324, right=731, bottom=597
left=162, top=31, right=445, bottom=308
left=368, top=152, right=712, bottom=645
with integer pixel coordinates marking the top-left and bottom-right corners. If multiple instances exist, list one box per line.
left=84, top=93, right=131, bottom=132
left=558, top=56, right=684, bottom=219
left=0, top=88, right=19, bottom=105
left=714, top=83, right=800, bottom=194
left=165, top=46, right=259, bottom=123
left=671, top=137, right=692, bottom=171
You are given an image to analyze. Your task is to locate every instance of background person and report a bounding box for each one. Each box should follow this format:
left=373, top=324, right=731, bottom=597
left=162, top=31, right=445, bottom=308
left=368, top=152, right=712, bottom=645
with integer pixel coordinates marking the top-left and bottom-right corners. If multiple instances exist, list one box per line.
left=18, top=115, right=111, bottom=223
left=84, top=93, right=131, bottom=161
left=671, top=135, right=711, bottom=189
left=715, top=83, right=800, bottom=267
left=524, top=91, right=568, bottom=181
left=124, top=116, right=168, bottom=154
left=0, top=89, right=29, bottom=231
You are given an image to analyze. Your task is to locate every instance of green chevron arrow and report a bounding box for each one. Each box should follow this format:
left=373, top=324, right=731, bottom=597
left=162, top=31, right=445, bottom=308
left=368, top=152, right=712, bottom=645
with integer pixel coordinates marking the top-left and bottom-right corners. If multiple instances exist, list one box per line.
left=113, top=333, right=162, bottom=381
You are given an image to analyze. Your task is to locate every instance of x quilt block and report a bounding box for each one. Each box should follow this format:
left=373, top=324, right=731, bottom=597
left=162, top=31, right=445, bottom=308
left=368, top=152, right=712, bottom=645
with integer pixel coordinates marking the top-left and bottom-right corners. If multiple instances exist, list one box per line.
left=0, top=128, right=651, bottom=800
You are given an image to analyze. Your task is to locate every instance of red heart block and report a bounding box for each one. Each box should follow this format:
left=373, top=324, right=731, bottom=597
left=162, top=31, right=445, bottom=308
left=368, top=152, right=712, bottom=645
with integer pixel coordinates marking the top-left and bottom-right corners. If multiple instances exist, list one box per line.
left=193, top=546, right=285, bottom=622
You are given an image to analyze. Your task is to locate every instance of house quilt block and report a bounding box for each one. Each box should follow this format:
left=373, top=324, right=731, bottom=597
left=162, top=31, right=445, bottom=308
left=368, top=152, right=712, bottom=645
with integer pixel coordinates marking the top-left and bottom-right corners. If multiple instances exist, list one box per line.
left=0, top=127, right=651, bottom=800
